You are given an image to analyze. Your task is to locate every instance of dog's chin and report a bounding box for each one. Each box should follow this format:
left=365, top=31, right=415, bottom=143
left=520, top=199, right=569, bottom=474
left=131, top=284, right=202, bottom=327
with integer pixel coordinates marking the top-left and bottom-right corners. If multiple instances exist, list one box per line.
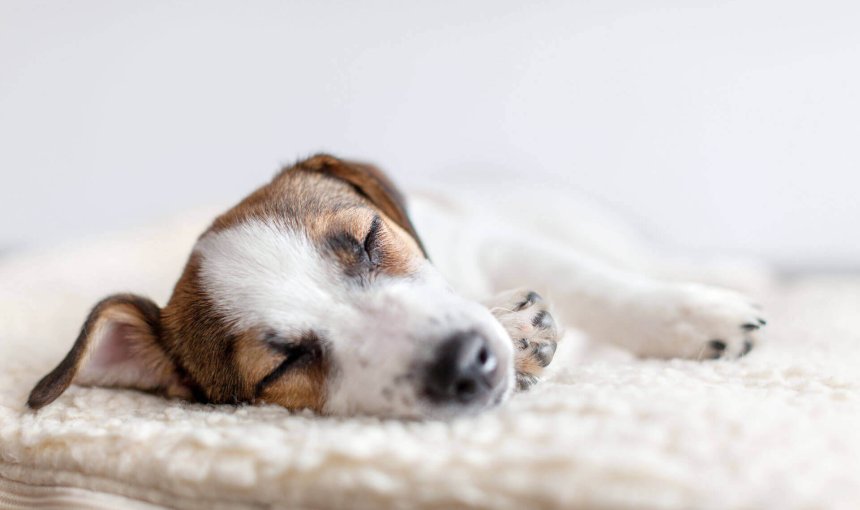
left=415, top=372, right=514, bottom=421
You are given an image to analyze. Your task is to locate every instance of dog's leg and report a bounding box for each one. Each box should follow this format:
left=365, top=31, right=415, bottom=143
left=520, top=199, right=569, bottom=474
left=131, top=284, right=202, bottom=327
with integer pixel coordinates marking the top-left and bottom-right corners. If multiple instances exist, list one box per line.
left=481, top=233, right=766, bottom=361
left=483, top=289, right=560, bottom=390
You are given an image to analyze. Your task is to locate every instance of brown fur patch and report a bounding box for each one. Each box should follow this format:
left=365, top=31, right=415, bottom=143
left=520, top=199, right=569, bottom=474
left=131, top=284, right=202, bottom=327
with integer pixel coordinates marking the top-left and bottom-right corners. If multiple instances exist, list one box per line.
left=207, top=155, right=425, bottom=256
left=233, top=332, right=328, bottom=412
left=160, top=253, right=250, bottom=404
left=297, top=155, right=427, bottom=257
left=309, top=207, right=421, bottom=277
left=256, top=363, right=327, bottom=412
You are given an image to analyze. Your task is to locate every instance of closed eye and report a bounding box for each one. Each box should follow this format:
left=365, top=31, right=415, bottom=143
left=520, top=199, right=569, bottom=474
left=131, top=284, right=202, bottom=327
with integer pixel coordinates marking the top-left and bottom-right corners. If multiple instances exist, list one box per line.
left=256, top=333, right=321, bottom=394
left=326, top=215, right=384, bottom=276
left=363, top=215, right=383, bottom=267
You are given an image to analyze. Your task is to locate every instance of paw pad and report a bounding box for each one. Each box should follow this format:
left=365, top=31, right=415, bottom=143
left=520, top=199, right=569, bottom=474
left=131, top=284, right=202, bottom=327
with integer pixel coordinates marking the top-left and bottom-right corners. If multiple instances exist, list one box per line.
left=486, top=288, right=560, bottom=391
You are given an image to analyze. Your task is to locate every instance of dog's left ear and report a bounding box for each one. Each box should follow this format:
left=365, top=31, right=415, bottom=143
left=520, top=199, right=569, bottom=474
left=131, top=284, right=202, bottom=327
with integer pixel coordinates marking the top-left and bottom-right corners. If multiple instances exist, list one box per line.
left=299, top=154, right=428, bottom=257
left=27, top=294, right=192, bottom=410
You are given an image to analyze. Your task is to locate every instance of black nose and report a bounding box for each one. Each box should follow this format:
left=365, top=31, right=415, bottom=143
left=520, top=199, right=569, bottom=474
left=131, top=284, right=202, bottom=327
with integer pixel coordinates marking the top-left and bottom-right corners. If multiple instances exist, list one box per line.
left=424, top=332, right=498, bottom=404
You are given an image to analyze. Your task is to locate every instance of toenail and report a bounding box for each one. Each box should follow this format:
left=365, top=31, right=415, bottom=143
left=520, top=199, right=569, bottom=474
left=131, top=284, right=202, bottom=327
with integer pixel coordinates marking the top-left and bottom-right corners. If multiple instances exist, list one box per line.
left=532, top=310, right=554, bottom=329
left=516, top=291, right=542, bottom=311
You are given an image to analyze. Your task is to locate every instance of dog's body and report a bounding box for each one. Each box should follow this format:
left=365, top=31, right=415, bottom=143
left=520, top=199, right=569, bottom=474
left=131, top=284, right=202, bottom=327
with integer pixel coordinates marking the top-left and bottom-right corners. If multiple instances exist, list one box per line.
left=409, top=184, right=766, bottom=361
left=28, top=155, right=766, bottom=419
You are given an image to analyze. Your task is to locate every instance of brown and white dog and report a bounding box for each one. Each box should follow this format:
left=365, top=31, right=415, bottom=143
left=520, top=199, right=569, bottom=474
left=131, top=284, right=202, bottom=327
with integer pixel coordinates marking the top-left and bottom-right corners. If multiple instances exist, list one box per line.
left=27, top=155, right=765, bottom=419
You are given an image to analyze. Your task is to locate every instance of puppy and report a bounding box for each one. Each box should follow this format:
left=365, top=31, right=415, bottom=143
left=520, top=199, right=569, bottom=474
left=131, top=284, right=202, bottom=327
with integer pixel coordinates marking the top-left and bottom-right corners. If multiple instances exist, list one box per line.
left=27, top=155, right=765, bottom=418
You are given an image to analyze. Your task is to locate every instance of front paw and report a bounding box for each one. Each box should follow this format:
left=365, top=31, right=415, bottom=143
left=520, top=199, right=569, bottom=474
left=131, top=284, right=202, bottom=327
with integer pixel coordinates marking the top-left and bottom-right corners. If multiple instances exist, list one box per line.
left=485, top=289, right=560, bottom=390
left=628, top=283, right=767, bottom=360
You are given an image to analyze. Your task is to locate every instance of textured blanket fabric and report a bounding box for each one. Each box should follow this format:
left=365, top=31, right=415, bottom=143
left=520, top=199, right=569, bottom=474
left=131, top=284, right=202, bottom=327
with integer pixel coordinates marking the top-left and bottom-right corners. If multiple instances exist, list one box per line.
left=1, top=212, right=859, bottom=510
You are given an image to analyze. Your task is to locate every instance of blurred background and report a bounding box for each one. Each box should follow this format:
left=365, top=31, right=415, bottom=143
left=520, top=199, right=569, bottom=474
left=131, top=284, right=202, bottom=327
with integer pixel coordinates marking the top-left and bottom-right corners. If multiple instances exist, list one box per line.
left=1, top=0, right=858, bottom=273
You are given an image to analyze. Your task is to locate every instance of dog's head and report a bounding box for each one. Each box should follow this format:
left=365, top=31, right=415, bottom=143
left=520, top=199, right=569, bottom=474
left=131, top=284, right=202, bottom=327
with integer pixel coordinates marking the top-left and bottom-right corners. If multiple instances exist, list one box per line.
left=28, top=155, right=514, bottom=418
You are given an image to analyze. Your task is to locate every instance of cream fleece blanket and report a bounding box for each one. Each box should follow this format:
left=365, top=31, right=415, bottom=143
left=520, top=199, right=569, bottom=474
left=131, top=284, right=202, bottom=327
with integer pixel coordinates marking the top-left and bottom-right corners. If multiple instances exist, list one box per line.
left=1, top=211, right=859, bottom=510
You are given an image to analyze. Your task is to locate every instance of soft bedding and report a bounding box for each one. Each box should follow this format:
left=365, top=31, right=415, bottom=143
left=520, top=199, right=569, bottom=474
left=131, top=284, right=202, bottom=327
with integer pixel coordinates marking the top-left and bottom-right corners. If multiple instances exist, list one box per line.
left=1, top=211, right=859, bottom=510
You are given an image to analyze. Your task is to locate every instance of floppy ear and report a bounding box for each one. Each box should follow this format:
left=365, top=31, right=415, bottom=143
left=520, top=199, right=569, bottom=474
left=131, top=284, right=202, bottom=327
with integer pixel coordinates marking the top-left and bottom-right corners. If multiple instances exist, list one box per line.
left=299, top=154, right=428, bottom=257
left=27, top=294, right=192, bottom=409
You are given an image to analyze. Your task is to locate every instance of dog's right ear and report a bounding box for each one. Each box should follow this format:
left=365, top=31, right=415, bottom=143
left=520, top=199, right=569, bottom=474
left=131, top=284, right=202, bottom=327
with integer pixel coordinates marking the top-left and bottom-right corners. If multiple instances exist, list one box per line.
left=27, top=294, right=192, bottom=410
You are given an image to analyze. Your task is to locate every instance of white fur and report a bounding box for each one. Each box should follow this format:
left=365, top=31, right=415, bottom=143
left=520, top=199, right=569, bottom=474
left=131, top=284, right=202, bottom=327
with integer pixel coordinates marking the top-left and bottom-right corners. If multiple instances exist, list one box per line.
left=195, top=219, right=514, bottom=418
left=409, top=189, right=766, bottom=361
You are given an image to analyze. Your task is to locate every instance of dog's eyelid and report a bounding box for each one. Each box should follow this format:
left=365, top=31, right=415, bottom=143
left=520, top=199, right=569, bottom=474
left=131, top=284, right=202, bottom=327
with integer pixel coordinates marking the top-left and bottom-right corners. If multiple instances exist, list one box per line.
left=325, top=216, right=384, bottom=275
left=256, top=333, right=322, bottom=393
left=326, top=231, right=363, bottom=256
left=263, top=333, right=306, bottom=355
left=364, top=215, right=382, bottom=244
left=363, top=215, right=384, bottom=267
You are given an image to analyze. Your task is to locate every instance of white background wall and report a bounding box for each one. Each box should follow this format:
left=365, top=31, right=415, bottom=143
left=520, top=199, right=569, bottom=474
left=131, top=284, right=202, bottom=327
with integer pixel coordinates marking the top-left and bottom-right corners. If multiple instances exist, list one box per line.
left=1, top=0, right=858, bottom=271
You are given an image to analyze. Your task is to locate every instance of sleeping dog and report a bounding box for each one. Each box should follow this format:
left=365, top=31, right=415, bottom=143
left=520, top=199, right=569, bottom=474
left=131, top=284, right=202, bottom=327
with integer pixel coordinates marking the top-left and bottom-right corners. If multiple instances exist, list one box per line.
left=27, top=155, right=766, bottom=418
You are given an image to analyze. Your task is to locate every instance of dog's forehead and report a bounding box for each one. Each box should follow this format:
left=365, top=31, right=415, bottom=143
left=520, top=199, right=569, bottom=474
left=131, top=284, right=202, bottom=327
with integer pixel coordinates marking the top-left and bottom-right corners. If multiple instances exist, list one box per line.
left=208, top=169, right=371, bottom=234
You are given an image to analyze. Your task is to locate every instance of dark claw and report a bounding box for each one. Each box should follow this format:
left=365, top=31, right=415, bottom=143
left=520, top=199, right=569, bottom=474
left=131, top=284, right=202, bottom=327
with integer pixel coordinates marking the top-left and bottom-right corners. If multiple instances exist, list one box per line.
left=706, top=340, right=727, bottom=359
left=515, top=291, right=542, bottom=311
left=709, top=339, right=727, bottom=352
left=532, top=310, right=555, bottom=330
left=757, top=318, right=767, bottom=326
left=534, top=342, right=557, bottom=367
left=740, top=340, right=754, bottom=357
left=516, top=373, right=538, bottom=391
left=742, top=323, right=761, bottom=331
